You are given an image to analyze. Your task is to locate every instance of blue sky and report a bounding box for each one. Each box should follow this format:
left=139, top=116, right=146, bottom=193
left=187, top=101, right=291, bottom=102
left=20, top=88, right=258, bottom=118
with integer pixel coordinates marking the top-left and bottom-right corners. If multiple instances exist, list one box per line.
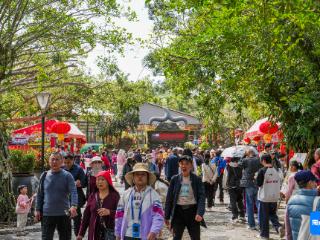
left=85, top=0, right=154, bottom=81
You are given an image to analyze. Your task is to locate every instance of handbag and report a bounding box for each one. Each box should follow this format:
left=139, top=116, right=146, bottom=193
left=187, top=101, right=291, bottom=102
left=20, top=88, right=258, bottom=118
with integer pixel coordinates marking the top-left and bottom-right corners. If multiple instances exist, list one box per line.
left=95, top=193, right=116, bottom=240
left=297, top=196, right=320, bottom=240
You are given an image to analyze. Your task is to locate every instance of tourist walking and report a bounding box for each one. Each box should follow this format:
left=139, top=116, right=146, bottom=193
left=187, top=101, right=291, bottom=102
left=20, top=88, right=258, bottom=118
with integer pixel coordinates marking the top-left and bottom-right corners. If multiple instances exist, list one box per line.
left=311, top=148, right=320, bottom=182
left=165, top=155, right=206, bottom=240
left=287, top=170, right=319, bottom=240
left=115, top=163, right=164, bottom=240
left=257, top=154, right=283, bottom=239
left=86, top=156, right=104, bottom=198
left=227, top=156, right=245, bottom=223
left=121, top=152, right=136, bottom=190
left=77, top=171, right=120, bottom=240
left=16, top=185, right=34, bottom=236
left=211, top=150, right=226, bottom=204
left=64, top=153, right=87, bottom=236
left=165, top=148, right=179, bottom=181
left=35, top=152, right=78, bottom=240
left=238, top=149, right=262, bottom=230
left=202, top=151, right=217, bottom=210
left=116, top=149, right=126, bottom=181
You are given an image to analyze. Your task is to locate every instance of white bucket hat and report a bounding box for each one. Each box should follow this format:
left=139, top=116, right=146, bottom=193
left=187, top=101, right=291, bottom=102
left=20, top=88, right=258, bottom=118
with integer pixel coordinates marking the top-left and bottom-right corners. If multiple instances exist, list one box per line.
left=91, top=156, right=102, bottom=164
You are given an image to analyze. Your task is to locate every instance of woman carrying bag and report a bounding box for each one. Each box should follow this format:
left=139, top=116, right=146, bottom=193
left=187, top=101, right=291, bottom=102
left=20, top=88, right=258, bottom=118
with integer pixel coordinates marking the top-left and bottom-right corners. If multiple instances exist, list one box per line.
left=77, top=171, right=120, bottom=240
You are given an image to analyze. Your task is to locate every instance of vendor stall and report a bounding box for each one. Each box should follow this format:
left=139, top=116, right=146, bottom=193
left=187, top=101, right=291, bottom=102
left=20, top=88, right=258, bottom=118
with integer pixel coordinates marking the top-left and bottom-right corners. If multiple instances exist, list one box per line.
left=10, top=119, right=86, bottom=152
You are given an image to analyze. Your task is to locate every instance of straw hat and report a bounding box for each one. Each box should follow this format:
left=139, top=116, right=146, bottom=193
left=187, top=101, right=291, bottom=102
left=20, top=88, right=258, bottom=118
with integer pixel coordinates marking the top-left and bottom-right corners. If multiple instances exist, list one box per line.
left=125, top=163, right=156, bottom=186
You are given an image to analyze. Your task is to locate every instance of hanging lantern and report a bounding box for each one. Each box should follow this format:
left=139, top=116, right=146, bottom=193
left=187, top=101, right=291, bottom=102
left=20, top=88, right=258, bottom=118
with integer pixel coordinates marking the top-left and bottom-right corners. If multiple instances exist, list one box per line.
left=259, top=121, right=279, bottom=134
left=51, top=121, right=71, bottom=134
left=263, top=134, right=272, bottom=143
left=57, top=133, right=65, bottom=141
left=243, top=137, right=251, bottom=144
left=277, top=131, right=284, bottom=141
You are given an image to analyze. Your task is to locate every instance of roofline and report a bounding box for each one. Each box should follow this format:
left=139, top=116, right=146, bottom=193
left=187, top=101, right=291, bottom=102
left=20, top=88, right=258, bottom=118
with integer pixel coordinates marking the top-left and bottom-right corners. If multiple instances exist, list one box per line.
left=143, top=102, right=200, bottom=121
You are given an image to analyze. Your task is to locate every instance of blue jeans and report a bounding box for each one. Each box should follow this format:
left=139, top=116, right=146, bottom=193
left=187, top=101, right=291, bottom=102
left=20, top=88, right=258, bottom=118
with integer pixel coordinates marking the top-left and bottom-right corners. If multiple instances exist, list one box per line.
left=245, top=186, right=258, bottom=228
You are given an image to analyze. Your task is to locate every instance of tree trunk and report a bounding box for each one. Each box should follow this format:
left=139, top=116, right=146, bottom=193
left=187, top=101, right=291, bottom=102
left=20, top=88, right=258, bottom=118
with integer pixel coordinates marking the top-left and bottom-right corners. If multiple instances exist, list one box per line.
left=0, top=128, right=15, bottom=222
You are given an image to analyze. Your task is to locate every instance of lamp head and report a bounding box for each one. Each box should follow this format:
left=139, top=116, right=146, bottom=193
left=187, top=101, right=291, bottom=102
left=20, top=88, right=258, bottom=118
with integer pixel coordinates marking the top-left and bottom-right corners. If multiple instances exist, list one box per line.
left=36, top=92, right=50, bottom=111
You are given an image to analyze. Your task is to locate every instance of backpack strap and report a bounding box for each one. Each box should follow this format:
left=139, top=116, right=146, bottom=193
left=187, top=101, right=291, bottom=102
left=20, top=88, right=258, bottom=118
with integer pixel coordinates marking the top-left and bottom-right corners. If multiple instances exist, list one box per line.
left=313, top=196, right=320, bottom=212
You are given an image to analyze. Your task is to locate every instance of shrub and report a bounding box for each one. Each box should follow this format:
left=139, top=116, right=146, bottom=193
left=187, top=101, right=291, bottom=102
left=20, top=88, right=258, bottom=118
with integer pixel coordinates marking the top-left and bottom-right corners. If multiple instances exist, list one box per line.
left=9, top=150, right=35, bottom=173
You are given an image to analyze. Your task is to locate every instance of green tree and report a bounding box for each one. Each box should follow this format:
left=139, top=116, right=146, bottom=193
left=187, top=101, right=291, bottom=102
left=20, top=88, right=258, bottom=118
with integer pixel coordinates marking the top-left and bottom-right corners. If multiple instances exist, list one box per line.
left=146, top=0, right=320, bottom=153
left=0, top=0, right=133, bottom=222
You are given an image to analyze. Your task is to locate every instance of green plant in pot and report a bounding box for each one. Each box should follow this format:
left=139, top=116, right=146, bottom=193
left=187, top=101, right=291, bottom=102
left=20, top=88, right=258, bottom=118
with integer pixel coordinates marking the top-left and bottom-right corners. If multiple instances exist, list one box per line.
left=9, top=149, right=35, bottom=173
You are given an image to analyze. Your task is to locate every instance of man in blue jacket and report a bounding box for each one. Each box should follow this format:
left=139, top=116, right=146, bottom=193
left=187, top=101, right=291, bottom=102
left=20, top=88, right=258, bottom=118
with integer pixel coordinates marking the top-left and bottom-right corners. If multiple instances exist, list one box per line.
left=165, top=155, right=206, bottom=240
left=165, top=148, right=179, bottom=181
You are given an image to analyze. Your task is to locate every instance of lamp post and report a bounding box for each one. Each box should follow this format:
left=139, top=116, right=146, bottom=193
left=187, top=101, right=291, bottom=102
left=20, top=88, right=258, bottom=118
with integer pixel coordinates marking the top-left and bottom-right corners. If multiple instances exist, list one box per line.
left=36, top=92, right=51, bottom=172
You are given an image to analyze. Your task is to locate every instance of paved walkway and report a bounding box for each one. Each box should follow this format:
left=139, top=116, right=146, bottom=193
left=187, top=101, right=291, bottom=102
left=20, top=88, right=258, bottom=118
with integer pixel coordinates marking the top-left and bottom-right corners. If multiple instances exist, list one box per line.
left=1, top=181, right=285, bottom=240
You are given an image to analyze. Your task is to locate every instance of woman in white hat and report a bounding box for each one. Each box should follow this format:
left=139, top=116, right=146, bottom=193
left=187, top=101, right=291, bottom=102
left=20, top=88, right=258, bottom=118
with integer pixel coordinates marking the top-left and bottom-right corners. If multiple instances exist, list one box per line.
left=115, top=163, right=164, bottom=240
left=86, top=156, right=104, bottom=198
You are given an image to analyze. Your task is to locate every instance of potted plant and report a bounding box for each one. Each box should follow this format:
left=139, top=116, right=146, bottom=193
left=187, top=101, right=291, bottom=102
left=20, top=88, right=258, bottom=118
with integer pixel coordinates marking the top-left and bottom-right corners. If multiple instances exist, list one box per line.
left=10, top=149, right=36, bottom=197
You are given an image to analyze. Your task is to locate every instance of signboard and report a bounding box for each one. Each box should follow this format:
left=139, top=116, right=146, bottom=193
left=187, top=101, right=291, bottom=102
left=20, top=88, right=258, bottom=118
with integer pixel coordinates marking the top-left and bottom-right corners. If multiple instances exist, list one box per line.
left=290, top=153, right=308, bottom=165
left=147, top=131, right=189, bottom=147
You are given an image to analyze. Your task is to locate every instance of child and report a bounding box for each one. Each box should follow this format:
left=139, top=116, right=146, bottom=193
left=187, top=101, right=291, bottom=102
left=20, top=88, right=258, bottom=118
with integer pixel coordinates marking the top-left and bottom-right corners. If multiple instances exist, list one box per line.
left=257, top=154, right=283, bottom=239
left=16, top=185, right=34, bottom=236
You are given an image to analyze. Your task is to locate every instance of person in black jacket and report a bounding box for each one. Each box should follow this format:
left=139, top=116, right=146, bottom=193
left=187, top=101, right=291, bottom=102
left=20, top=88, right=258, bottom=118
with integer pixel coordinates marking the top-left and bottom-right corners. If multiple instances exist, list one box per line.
left=165, top=155, right=206, bottom=240
left=64, top=154, right=87, bottom=236
left=165, top=148, right=180, bottom=181
left=121, top=153, right=136, bottom=190
left=238, top=149, right=262, bottom=230
left=227, top=156, right=245, bottom=223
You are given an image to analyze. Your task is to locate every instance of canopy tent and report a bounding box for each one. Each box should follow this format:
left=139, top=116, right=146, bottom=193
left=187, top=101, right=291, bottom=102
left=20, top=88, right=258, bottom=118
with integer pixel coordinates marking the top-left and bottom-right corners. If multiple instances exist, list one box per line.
left=245, top=118, right=281, bottom=142
left=12, top=119, right=86, bottom=140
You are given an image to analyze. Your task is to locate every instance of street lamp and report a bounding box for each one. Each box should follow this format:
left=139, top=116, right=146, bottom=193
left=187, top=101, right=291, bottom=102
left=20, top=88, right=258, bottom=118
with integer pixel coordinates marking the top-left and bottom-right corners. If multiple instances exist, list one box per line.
left=36, top=92, right=51, bottom=172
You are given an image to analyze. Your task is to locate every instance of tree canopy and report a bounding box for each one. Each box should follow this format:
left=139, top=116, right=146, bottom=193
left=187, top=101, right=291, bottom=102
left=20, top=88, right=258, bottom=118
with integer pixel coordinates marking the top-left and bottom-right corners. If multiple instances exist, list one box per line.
left=145, top=0, right=320, bottom=151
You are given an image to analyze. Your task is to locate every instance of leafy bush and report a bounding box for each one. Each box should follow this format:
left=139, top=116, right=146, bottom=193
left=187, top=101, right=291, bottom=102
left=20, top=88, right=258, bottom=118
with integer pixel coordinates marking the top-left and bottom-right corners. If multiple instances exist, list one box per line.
left=9, top=150, right=35, bottom=173
left=200, top=142, right=210, bottom=150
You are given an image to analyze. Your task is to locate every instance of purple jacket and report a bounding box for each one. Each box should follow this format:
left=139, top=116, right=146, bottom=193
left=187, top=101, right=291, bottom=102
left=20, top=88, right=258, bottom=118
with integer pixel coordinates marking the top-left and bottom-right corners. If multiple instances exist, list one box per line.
left=79, top=190, right=120, bottom=240
left=115, top=186, right=164, bottom=240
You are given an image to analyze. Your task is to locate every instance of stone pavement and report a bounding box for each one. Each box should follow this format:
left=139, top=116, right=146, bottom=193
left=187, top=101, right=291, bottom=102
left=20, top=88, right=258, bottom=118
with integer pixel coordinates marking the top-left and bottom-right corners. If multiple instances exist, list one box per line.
left=0, top=180, right=286, bottom=240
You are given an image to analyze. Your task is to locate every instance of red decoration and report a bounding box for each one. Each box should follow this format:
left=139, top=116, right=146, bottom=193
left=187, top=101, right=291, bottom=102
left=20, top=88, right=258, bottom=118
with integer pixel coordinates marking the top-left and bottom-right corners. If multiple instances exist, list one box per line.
left=253, top=136, right=261, bottom=142
left=64, top=138, right=71, bottom=142
left=259, top=121, right=279, bottom=134
left=51, top=121, right=71, bottom=134
left=79, top=138, right=86, bottom=144
left=277, top=131, right=284, bottom=141
left=243, top=137, right=251, bottom=144
left=280, top=143, right=286, bottom=154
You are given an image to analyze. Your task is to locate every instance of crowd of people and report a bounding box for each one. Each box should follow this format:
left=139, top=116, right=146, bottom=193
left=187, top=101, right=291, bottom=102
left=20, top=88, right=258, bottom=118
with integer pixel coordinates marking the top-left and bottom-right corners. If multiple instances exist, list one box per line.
left=14, top=144, right=320, bottom=240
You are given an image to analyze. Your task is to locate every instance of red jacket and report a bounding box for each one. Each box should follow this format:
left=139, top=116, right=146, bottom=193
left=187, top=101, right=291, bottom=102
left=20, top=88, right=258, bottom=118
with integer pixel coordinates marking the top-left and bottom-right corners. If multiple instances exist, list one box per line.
left=311, top=161, right=320, bottom=185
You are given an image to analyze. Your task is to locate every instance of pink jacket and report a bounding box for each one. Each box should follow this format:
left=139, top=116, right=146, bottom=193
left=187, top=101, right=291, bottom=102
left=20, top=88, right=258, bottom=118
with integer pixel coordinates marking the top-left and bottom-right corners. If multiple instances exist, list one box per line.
left=16, top=195, right=32, bottom=214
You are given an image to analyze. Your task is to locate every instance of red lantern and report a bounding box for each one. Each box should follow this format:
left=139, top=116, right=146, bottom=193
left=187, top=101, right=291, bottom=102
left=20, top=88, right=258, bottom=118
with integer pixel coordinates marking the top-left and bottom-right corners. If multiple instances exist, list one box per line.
left=253, top=136, right=261, bottom=142
left=51, top=121, right=71, bottom=134
left=64, top=138, right=71, bottom=143
left=243, top=137, right=251, bottom=144
left=259, top=121, right=279, bottom=134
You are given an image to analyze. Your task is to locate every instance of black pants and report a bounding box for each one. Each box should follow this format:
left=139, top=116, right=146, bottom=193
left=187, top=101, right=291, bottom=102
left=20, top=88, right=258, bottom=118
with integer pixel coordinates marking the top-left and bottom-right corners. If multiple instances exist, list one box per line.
left=124, top=237, right=141, bottom=240
left=204, top=182, right=215, bottom=208
left=213, top=175, right=224, bottom=202
left=72, top=207, right=82, bottom=236
left=172, top=205, right=200, bottom=240
left=41, top=216, right=71, bottom=240
left=259, top=202, right=281, bottom=238
left=228, top=188, right=244, bottom=219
